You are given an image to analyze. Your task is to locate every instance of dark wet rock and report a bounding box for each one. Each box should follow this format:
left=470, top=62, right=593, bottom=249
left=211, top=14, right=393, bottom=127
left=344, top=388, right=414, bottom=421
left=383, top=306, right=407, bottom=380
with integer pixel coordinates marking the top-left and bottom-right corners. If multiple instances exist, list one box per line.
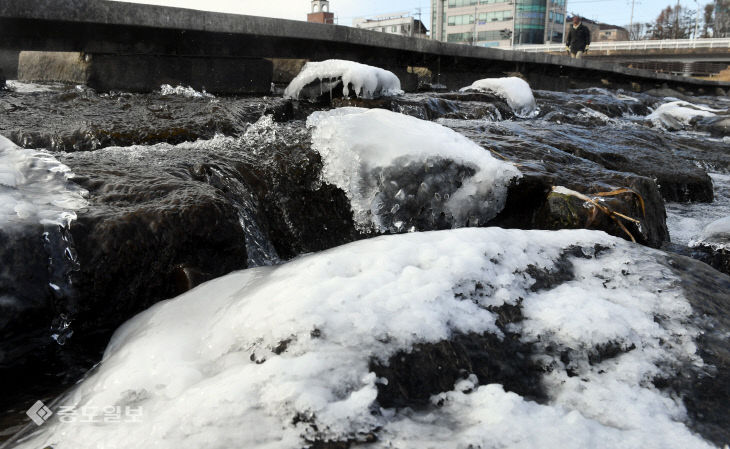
left=644, top=87, right=696, bottom=102
left=464, top=119, right=720, bottom=203
left=0, top=87, right=284, bottom=151
left=330, top=92, right=511, bottom=122
left=663, top=242, right=730, bottom=276
left=696, top=115, right=730, bottom=137
left=371, top=330, right=545, bottom=409
left=536, top=88, right=652, bottom=119
left=447, top=120, right=669, bottom=247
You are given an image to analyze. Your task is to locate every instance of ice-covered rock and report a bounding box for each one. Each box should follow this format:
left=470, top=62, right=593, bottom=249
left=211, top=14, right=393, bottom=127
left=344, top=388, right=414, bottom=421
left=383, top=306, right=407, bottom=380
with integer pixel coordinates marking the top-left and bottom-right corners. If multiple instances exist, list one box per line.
left=699, top=215, right=730, bottom=248
left=14, top=228, right=716, bottom=449
left=647, top=101, right=721, bottom=130
left=306, top=107, right=521, bottom=231
left=284, top=59, right=403, bottom=100
left=460, top=77, right=537, bottom=117
left=0, top=134, right=87, bottom=228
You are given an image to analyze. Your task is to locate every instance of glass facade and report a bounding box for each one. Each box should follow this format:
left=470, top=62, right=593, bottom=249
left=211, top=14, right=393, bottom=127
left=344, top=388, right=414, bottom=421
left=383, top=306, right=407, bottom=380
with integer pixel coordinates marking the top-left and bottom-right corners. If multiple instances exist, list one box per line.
left=447, top=30, right=511, bottom=42
left=434, top=0, right=565, bottom=45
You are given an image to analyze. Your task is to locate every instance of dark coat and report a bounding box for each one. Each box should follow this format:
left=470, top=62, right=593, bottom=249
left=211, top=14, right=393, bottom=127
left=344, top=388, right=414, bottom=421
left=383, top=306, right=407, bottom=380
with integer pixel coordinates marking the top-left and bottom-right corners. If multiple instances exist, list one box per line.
left=566, top=23, right=591, bottom=53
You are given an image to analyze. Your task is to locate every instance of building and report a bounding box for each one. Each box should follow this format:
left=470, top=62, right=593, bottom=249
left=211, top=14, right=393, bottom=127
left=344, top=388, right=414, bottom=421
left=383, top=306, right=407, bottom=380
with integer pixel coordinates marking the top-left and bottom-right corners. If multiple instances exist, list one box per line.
left=431, top=0, right=566, bottom=47
left=564, top=17, right=629, bottom=42
left=353, top=12, right=429, bottom=38
left=307, top=0, right=334, bottom=24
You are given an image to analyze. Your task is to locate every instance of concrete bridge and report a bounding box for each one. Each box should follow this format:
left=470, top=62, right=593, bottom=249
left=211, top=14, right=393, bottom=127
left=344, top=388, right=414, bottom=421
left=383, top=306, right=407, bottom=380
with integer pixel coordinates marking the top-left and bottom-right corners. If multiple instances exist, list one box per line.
left=1, top=0, right=729, bottom=94
left=516, top=39, right=730, bottom=77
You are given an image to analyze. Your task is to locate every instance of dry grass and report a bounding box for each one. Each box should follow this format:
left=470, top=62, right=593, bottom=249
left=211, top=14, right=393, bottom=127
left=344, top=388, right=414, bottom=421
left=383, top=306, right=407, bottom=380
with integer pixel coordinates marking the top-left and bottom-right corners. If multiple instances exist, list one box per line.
left=552, top=186, right=645, bottom=243
left=700, top=67, right=730, bottom=82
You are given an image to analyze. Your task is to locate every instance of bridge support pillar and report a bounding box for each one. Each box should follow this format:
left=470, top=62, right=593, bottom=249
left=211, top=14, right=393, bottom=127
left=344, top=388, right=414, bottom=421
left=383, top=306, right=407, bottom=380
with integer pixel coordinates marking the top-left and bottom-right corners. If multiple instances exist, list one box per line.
left=0, top=49, right=18, bottom=81
left=18, top=51, right=273, bottom=94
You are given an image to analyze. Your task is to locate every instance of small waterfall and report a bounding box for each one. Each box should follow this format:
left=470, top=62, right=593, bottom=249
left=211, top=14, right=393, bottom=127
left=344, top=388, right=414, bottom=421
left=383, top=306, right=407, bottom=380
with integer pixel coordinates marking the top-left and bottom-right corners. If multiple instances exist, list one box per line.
left=205, top=166, right=280, bottom=268
left=44, top=224, right=81, bottom=345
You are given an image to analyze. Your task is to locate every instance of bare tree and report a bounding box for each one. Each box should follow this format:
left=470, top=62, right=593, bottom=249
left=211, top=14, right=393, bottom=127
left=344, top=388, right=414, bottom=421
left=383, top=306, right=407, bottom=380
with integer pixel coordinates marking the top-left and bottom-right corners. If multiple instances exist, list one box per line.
left=703, top=3, right=715, bottom=37
left=649, top=4, right=696, bottom=39
left=717, top=0, right=730, bottom=37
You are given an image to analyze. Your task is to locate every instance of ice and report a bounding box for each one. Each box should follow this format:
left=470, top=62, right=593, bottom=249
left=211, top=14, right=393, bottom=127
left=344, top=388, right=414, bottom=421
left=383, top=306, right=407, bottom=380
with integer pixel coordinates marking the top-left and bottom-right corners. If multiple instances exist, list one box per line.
left=666, top=172, right=730, bottom=246
left=4, top=80, right=68, bottom=93
left=159, top=84, right=215, bottom=98
left=460, top=77, right=537, bottom=117
left=306, top=108, right=521, bottom=231
left=16, top=228, right=711, bottom=449
left=698, top=215, right=730, bottom=248
left=0, top=135, right=88, bottom=228
left=284, top=59, right=403, bottom=100
left=647, top=100, right=722, bottom=130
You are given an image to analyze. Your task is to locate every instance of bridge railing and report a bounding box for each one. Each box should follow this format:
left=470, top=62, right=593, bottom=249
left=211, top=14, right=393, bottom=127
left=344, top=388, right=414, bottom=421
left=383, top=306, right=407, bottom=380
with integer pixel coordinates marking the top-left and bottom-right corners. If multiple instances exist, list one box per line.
left=510, top=38, right=730, bottom=52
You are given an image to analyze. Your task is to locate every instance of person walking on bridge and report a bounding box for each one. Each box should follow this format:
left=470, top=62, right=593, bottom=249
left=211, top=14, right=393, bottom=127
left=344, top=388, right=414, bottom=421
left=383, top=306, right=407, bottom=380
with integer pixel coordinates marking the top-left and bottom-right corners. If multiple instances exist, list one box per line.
left=566, top=16, right=591, bottom=59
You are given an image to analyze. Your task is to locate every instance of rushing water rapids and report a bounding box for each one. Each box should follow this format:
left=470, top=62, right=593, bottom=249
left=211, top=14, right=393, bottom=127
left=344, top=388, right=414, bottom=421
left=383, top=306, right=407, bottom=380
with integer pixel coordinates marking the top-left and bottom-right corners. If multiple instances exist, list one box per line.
left=1, top=78, right=730, bottom=448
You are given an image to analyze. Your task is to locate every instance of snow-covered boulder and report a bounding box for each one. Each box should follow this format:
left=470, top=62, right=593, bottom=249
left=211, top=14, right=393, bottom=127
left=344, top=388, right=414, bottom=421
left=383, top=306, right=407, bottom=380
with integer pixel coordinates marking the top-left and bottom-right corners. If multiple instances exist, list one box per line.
left=647, top=100, right=721, bottom=130
left=284, top=60, right=403, bottom=100
left=14, top=228, right=722, bottom=449
left=306, top=108, right=521, bottom=231
left=460, top=77, right=537, bottom=117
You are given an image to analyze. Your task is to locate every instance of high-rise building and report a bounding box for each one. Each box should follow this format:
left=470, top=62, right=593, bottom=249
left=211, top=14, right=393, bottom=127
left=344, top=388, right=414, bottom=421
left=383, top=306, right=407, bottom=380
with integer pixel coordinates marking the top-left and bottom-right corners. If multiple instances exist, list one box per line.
left=308, top=0, right=335, bottom=24
left=431, top=0, right=566, bottom=47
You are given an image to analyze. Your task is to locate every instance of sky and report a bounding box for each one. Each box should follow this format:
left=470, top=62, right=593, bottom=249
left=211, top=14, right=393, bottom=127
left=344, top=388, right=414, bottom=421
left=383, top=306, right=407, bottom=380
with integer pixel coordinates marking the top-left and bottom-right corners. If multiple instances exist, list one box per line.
left=111, top=0, right=713, bottom=30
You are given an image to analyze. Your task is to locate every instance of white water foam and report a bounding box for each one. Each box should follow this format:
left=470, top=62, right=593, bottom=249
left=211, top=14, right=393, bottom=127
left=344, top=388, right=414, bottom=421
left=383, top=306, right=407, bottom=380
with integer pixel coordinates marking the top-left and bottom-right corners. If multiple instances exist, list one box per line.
left=306, top=107, right=521, bottom=230
left=15, top=228, right=710, bottom=449
left=666, top=172, right=730, bottom=246
left=159, top=84, right=215, bottom=98
left=460, top=77, right=538, bottom=117
left=284, top=60, right=403, bottom=100
left=0, top=135, right=88, bottom=228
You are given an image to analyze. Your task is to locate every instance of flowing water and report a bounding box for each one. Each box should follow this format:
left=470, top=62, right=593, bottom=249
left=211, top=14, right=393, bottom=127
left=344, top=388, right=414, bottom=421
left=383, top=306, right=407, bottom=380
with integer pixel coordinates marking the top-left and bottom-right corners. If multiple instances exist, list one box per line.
left=1, top=80, right=729, bottom=448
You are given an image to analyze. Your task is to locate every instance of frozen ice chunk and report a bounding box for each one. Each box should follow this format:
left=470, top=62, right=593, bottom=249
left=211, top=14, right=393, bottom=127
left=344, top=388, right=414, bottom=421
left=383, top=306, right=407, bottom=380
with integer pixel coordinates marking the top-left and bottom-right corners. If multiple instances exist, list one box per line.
left=0, top=135, right=87, bottom=228
left=698, top=215, right=730, bottom=248
left=284, top=60, right=403, bottom=100
left=14, top=228, right=711, bottom=449
left=647, top=100, right=720, bottom=130
left=306, top=108, right=521, bottom=231
left=460, top=77, right=537, bottom=117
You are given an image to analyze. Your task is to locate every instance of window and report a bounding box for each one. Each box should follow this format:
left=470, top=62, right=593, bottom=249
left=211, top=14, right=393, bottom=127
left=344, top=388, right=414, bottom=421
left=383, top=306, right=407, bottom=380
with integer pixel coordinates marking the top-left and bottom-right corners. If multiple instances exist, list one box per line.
left=448, top=0, right=478, bottom=7
left=392, top=25, right=398, bottom=32
left=447, top=30, right=511, bottom=43
left=477, top=10, right=513, bottom=22
left=447, top=14, right=475, bottom=26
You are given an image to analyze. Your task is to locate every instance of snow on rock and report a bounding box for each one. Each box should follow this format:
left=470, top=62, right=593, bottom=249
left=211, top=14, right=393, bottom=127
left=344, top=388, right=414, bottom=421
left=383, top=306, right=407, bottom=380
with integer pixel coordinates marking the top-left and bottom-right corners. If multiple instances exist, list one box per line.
left=647, top=100, right=721, bottom=130
left=306, top=107, right=521, bottom=231
left=0, top=135, right=87, bottom=228
left=284, top=60, right=403, bottom=100
left=16, top=228, right=712, bottom=449
left=460, top=77, right=537, bottom=117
